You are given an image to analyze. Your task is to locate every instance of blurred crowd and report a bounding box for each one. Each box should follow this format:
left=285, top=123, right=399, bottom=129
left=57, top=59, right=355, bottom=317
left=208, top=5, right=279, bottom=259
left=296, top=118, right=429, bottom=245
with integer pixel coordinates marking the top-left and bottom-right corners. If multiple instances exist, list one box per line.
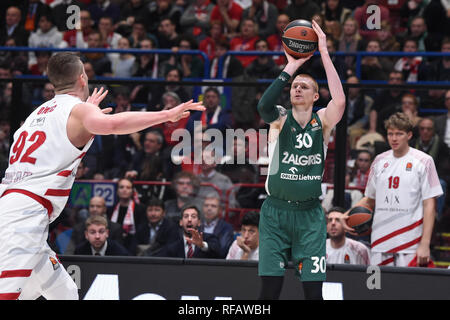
left=0, top=0, right=449, bottom=263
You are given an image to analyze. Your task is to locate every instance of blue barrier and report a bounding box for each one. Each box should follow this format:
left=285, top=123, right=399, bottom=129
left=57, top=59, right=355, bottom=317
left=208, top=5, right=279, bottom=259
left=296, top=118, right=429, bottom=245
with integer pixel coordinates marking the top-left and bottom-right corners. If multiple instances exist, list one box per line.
left=0, top=46, right=210, bottom=78
left=219, top=50, right=450, bottom=80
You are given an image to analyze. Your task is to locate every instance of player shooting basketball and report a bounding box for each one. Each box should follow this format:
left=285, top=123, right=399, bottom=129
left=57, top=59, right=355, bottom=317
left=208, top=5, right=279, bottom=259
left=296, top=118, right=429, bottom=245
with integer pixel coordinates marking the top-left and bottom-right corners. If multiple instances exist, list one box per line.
left=0, top=52, right=204, bottom=300
left=256, top=20, right=346, bottom=300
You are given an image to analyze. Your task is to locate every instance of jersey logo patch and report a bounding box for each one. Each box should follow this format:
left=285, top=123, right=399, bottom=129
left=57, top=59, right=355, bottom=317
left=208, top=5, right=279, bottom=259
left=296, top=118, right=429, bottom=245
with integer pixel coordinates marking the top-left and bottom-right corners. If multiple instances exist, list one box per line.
left=49, top=257, right=60, bottom=271
left=406, top=162, right=412, bottom=171
left=30, top=117, right=45, bottom=127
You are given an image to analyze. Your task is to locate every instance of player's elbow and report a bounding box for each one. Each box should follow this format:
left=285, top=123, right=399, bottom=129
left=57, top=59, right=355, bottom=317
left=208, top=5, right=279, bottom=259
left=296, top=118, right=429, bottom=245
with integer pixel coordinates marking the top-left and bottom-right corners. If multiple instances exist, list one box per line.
left=334, top=95, right=346, bottom=110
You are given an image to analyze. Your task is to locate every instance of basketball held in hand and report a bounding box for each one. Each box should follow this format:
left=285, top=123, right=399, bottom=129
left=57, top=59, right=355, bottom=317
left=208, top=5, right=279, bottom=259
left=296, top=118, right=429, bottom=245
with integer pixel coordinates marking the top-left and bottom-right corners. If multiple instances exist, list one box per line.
left=347, top=206, right=373, bottom=236
left=281, top=19, right=318, bottom=58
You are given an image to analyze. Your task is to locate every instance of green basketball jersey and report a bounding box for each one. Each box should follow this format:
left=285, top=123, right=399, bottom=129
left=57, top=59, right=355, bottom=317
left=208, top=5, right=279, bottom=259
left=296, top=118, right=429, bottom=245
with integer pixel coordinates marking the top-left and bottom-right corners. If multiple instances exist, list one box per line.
left=266, top=110, right=326, bottom=202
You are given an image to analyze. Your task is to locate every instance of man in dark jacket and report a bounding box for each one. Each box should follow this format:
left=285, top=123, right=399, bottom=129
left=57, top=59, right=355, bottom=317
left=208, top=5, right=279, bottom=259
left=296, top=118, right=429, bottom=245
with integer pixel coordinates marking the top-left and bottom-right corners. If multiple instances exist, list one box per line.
left=74, top=215, right=130, bottom=256
left=155, top=204, right=220, bottom=258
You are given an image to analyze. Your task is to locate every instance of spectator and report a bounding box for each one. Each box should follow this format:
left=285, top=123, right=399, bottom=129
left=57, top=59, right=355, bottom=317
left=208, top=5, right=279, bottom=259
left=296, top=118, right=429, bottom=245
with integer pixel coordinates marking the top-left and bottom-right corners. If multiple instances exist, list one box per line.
left=399, top=0, right=429, bottom=31
left=98, top=16, right=121, bottom=49
left=345, top=149, right=373, bottom=189
left=136, top=198, right=180, bottom=256
left=50, top=0, right=86, bottom=32
left=81, top=31, right=112, bottom=76
left=63, top=9, right=94, bottom=48
left=346, top=75, right=374, bottom=148
left=322, top=0, right=352, bottom=26
left=208, top=38, right=244, bottom=78
left=226, top=211, right=260, bottom=261
left=326, top=207, right=371, bottom=265
left=65, top=196, right=123, bottom=255
left=376, top=20, right=401, bottom=56
left=369, top=71, right=405, bottom=136
left=337, top=17, right=366, bottom=76
left=132, top=37, right=161, bottom=79
left=242, top=0, right=278, bottom=39
left=147, top=0, right=183, bottom=36
left=109, top=178, right=147, bottom=254
left=180, top=0, right=215, bottom=40
left=28, top=13, right=68, bottom=67
left=411, top=117, right=449, bottom=219
left=88, top=0, right=121, bottom=25
left=99, top=88, right=141, bottom=179
left=210, top=0, right=243, bottom=39
left=125, top=129, right=167, bottom=183
left=354, top=0, right=390, bottom=41
left=199, top=21, right=227, bottom=62
left=229, top=18, right=260, bottom=68
left=434, top=89, right=450, bottom=150
left=164, top=171, right=203, bottom=224
left=360, top=39, right=394, bottom=81
left=156, top=17, right=181, bottom=51
left=22, top=0, right=51, bottom=33
left=186, top=87, right=232, bottom=135
left=197, top=147, right=239, bottom=208
left=418, top=37, right=450, bottom=83
left=74, top=215, right=130, bottom=256
left=394, top=38, right=422, bottom=82
left=109, top=37, right=136, bottom=78
left=244, top=39, right=280, bottom=83
left=29, top=50, right=51, bottom=76
left=155, top=204, right=221, bottom=258
left=400, top=93, right=422, bottom=139
left=423, top=0, right=450, bottom=39
left=118, top=0, right=149, bottom=26
left=147, top=66, right=190, bottom=111
left=267, top=13, right=290, bottom=69
left=201, top=193, right=235, bottom=258
left=286, top=0, right=321, bottom=21
left=0, top=6, right=29, bottom=46
left=343, top=112, right=443, bottom=267
left=161, top=36, right=205, bottom=78
left=154, top=91, right=190, bottom=147
left=129, top=19, right=156, bottom=48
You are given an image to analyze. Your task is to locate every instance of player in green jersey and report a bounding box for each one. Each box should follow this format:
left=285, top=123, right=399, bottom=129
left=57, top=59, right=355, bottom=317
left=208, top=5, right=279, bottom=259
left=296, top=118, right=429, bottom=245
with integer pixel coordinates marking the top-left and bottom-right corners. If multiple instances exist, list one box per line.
left=256, top=20, right=346, bottom=300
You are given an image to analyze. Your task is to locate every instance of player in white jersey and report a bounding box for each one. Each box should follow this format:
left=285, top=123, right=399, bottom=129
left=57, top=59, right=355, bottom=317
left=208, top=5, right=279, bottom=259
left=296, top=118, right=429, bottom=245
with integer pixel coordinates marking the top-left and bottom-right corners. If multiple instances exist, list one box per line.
left=342, top=112, right=443, bottom=267
left=326, top=207, right=370, bottom=265
left=0, top=52, right=204, bottom=300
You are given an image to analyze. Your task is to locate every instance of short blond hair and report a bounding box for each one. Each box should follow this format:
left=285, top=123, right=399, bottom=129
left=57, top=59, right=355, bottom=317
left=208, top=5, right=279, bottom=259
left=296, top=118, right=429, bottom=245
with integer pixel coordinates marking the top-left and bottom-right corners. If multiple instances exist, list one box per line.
left=293, top=74, right=319, bottom=93
left=384, top=112, right=413, bottom=133
left=85, top=215, right=108, bottom=229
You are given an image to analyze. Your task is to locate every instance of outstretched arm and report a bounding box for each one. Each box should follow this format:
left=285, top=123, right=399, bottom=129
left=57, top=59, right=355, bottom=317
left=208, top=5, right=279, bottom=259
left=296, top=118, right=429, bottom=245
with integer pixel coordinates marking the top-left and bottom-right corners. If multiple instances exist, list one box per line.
left=312, top=20, right=346, bottom=130
left=70, top=87, right=204, bottom=136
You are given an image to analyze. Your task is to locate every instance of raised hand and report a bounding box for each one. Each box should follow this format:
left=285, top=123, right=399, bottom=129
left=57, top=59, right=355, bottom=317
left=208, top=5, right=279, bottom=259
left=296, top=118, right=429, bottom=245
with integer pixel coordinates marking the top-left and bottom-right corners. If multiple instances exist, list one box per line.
left=311, top=20, right=327, bottom=54
left=86, top=87, right=108, bottom=106
left=167, top=99, right=205, bottom=122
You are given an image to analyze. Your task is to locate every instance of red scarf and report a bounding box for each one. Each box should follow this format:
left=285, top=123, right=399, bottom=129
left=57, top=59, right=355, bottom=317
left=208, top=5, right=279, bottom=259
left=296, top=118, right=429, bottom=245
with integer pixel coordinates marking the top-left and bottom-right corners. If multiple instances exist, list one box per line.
left=111, top=201, right=136, bottom=234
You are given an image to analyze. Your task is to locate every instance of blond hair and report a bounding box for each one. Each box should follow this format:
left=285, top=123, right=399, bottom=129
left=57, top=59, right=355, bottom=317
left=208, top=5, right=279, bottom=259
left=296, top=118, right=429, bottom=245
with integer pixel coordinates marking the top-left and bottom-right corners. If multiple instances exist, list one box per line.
left=384, top=112, right=414, bottom=133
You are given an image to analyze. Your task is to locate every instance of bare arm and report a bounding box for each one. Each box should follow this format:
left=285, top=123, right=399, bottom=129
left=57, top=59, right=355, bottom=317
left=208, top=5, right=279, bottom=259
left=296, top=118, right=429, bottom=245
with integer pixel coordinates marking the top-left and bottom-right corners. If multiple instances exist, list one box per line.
left=68, top=88, right=204, bottom=146
left=416, top=197, right=436, bottom=265
left=312, top=20, right=346, bottom=131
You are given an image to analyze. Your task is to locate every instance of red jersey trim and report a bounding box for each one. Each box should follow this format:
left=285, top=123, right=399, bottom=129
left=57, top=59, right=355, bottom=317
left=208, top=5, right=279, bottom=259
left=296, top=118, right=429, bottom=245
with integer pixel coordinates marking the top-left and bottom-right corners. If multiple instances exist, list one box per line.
left=371, top=219, right=423, bottom=248
left=386, top=236, right=422, bottom=254
left=1, top=189, right=53, bottom=218
left=57, top=170, right=72, bottom=177
left=0, top=292, right=21, bottom=300
left=0, top=269, right=32, bottom=279
left=45, top=189, right=71, bottom=196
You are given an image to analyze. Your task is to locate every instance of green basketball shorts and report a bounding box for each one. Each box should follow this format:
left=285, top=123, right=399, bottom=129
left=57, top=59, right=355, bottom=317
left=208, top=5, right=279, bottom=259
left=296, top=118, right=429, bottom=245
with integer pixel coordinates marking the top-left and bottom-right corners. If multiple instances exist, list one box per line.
left=258, top=196, right=327, bottom=282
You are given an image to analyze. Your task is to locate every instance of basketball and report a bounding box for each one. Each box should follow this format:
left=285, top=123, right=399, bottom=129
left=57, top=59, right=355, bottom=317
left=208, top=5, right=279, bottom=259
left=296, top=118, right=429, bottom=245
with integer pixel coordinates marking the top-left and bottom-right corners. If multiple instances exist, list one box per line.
left=347, top=206, right=373, bottom=236
left=282, top=19, right=318, bottom=58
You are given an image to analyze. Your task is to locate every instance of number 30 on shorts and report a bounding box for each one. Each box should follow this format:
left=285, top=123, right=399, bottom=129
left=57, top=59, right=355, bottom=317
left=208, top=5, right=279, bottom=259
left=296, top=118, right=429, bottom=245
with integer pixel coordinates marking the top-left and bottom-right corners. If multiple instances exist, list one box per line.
left=311, top=256, right=326, bottom=273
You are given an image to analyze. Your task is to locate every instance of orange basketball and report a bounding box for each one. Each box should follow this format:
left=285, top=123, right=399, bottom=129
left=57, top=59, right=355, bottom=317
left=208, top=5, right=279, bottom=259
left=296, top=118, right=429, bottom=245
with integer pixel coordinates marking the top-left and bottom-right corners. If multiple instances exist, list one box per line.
left=282, top=19, right=318, bottom=58
left=347, top=206, right=373, bottom=236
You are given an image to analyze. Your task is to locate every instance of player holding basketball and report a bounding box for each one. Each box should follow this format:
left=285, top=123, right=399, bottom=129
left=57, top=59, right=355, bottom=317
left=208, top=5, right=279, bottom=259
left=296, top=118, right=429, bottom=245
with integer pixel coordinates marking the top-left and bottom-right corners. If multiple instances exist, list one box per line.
left=256, top=20, right=345, bottom=300
left=342, top=112, right=443, bottom=267
left=0, top=52, right=204, bottom=300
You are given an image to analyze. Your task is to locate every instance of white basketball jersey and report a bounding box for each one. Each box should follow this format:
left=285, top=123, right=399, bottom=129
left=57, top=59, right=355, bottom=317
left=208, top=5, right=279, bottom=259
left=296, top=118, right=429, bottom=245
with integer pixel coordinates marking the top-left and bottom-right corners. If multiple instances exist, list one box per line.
left=326, top=238, right=371, bottom=265
left=0, top=94, right=93, bottom=222
left=365, top=148, right=443, bottom=254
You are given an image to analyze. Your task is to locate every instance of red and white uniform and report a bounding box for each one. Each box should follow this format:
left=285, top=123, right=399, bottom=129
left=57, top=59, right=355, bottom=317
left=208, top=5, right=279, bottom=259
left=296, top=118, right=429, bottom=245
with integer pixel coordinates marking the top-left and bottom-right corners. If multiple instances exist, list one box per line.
left=365, top=148, right=443, bottom=265
left=0, top=94, right=92, bottom=300
left=326, top=238, right=371, bottom=265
